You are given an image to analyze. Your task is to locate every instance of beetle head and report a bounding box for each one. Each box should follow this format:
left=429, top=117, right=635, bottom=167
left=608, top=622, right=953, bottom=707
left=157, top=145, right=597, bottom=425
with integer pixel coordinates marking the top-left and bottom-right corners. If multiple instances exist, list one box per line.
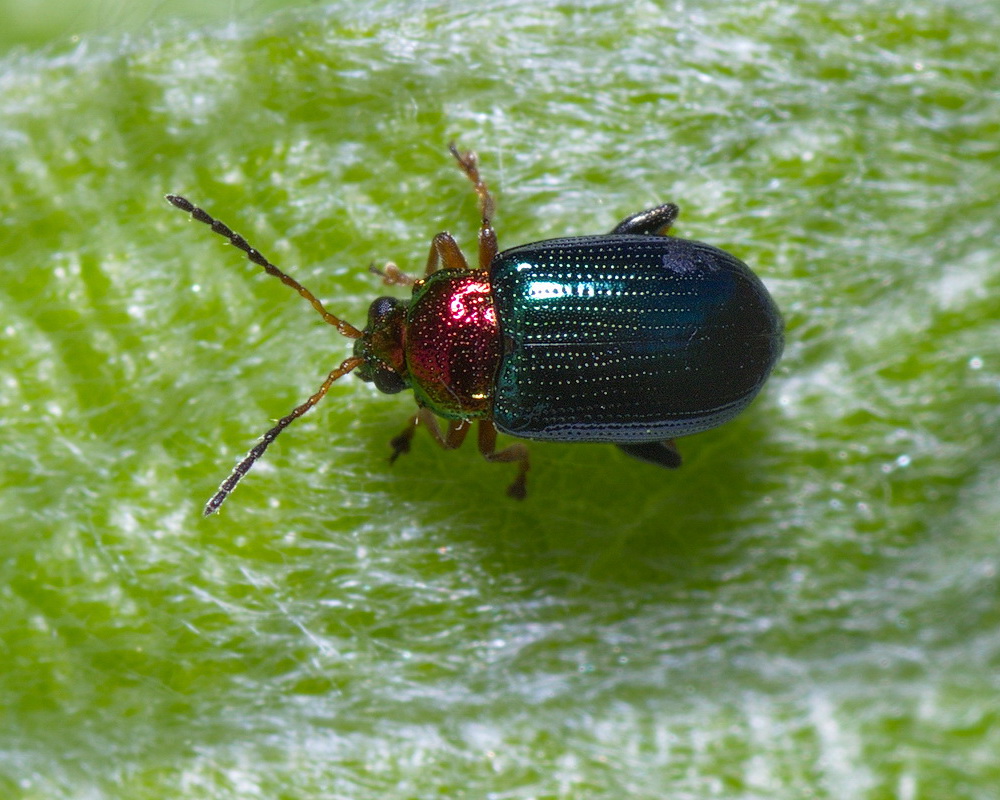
left=353, top=296, right=409, bottom=394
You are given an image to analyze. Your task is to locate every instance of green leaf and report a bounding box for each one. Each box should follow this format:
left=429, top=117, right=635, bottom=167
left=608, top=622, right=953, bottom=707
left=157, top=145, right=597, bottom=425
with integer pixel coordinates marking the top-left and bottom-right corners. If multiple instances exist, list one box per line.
left=2, top=1, right=999, bottom=797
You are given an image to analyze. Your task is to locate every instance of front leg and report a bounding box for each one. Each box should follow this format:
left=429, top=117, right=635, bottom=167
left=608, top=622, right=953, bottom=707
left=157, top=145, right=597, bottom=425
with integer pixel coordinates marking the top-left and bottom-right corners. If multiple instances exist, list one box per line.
left=370, top=261, right=418, bottom=287
left=389, top=408, right=470, bottom=464
left=392, top=413, right=530, bottom=498
left=370, top=231, right=473, bottom=289
left=424, top=231, right=471, bottom=276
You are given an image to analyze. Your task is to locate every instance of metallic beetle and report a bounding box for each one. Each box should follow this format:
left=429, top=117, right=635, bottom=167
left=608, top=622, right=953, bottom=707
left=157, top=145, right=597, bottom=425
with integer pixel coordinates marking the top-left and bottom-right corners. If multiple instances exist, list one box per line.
left=168, top=145, right=782, bottom=514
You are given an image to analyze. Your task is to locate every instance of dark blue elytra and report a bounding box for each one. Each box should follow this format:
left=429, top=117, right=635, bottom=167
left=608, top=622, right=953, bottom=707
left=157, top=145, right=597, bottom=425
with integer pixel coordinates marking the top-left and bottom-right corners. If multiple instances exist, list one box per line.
left=490, top=234, right=783, bottom=443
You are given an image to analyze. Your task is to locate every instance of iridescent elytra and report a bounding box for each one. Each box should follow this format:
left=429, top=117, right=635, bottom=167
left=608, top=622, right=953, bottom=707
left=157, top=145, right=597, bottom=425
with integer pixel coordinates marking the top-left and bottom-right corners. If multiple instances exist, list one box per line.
left=168, top=145, right=783, bottom=514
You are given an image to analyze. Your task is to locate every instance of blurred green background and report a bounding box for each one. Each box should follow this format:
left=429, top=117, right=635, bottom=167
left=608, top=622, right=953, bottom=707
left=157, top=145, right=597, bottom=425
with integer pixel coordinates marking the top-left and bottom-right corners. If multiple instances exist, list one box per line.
left=2, top=0, right=999, bottom=797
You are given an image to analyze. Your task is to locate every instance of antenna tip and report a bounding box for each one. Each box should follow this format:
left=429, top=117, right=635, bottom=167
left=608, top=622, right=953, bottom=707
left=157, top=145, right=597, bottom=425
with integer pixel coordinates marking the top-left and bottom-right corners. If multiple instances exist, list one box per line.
left=166, top=194, right=194, bottom=212
left=203, top=493, right=225, bottom=516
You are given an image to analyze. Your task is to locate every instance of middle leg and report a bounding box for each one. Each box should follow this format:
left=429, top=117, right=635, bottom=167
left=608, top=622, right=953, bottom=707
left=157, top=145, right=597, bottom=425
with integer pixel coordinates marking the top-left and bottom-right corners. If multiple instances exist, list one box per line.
left=449, top=144, right=499, bottom=270
left=477, top=421, right=530, bottom=499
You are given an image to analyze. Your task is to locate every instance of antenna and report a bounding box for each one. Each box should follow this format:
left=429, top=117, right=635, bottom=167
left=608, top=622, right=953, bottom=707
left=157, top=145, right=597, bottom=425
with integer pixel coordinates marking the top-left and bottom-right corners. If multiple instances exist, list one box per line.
left=166, top=195, right=367, bottom=514
left=203, top=356, right=364, bottom=515
left=166, top=195, right=363, bottom=339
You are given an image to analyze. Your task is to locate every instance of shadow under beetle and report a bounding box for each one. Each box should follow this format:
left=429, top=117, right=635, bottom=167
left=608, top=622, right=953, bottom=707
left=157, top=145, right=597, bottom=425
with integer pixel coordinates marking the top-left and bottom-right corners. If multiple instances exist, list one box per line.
left=168, top=145, right=783, bottom=515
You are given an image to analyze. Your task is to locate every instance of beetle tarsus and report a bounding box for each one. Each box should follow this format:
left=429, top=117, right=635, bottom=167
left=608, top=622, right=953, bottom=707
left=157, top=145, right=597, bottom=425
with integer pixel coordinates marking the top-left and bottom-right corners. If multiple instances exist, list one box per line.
left=616, top=440, right=683, bottom=470
left=506, top=473, right=527, bottom=500
left=389, top=430, right=414, bottom=464
left=610, top=203, right=680, bottom=236
left=371, top=261, right=418, bottom=287
left=449, top=142, right=497, bottom=228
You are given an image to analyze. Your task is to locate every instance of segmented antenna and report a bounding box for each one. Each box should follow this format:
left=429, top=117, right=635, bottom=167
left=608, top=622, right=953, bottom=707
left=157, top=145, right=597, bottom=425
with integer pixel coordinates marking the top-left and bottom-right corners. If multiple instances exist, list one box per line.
left=202, top=356, right=364, bottom=516
left=166, top=195, right=363, bottom=339
left=166, top=195, right=367, bottom=514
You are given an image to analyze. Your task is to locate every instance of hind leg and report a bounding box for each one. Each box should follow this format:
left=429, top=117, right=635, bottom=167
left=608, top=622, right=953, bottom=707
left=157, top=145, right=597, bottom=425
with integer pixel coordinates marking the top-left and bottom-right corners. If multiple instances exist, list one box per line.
left=611, top=203, right=679, bottom=236
left=616, top=440, right=682, bottom=469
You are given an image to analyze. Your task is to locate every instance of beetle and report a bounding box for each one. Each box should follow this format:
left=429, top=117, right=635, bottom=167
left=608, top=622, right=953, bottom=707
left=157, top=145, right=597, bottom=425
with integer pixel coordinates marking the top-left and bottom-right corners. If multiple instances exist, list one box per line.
left=168, top=144, right=783, bottom=515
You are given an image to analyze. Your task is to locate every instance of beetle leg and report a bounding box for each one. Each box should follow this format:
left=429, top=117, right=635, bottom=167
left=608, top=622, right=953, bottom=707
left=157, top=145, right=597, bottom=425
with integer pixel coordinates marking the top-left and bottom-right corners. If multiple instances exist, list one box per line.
left=476, top=218, right=499, bottom=271
left=477, top=422, right=530, bottom=500
left=610, top=203, right=680, bottom=236
left=616, top=440, right=682, bottom=469
left=390, top=408, right=469, bottom=464
left=448, top=143, right=498, bottom=271
left=420, top=411, right=471, bottom=450
left=370, top=261, right=419, bottom=287
left=449, top=144, right=496, bottom=226
left=424, top=231, right=470, bottom=276
left=389, top=413, right=419, bottom=463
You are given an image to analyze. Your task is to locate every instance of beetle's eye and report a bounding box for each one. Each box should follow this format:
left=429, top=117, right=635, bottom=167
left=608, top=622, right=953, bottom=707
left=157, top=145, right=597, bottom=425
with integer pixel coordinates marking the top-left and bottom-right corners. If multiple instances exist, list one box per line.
left=368, top=296, right=399, bottom=325
left=372, top=366, right=405, bottom=395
